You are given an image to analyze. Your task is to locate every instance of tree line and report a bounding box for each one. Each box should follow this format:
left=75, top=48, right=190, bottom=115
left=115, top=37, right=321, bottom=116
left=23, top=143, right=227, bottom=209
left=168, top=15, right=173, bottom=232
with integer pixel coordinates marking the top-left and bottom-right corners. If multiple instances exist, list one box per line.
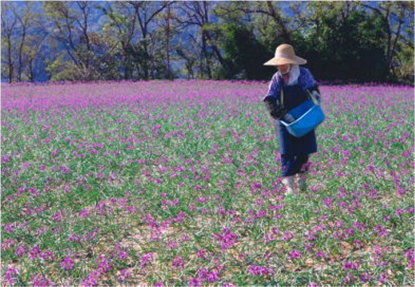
left=1, top=1, right=414, bottom=84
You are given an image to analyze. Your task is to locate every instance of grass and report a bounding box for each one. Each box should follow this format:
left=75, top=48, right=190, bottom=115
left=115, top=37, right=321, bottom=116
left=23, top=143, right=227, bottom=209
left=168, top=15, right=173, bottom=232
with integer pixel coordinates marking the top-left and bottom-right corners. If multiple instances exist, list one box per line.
left=1, top=81, right=414, bottom=286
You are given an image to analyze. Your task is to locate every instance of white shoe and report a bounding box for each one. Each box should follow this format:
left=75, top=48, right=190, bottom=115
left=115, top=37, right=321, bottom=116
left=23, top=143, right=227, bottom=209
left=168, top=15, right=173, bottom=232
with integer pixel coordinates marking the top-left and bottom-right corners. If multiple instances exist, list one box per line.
left=282, top=176, right=295, bottom=195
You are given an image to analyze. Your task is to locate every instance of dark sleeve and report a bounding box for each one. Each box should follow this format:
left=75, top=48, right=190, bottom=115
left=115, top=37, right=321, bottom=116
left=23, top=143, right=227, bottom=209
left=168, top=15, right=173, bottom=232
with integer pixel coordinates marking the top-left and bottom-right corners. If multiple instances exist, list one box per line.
left=301, top=68, right=321, bottom=101
left=262, top=74, right=286, bottom=119
left=262, top=73, right=280, bottom=101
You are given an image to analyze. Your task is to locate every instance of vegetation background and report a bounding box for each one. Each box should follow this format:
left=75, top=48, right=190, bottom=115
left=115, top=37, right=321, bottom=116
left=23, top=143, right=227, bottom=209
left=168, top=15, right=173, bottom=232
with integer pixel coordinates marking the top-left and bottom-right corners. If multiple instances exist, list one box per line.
left=1, top=1, right=414, bottom=84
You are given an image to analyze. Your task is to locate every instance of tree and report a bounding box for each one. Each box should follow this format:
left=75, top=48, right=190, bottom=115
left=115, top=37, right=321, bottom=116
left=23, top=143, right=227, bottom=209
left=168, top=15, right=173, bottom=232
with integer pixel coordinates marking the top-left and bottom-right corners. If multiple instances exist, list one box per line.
left=1, top=2, right=18, bottom=83
left=100, top=1, right=138, bottom=80
left=214, top=1, right=311, bottom=80
left=215, top=23, right=270, bottom=80
left=360, top=1, right=414, bottom=82
left=101, top=1, right=174, bottom=80
left=217, top=1, right=309, bottom=47
left=302, top=1, right=389, bottom=82
left=43, top=1, right=100, bottom=81
left=14, top=2, right=48, bottom=82
left=176, top=1, right=220, bottom=79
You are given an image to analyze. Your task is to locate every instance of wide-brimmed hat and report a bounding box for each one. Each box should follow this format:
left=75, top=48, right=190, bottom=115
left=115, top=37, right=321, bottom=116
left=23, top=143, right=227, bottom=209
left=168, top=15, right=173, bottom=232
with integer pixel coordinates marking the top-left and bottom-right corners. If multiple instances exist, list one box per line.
left=263, top=44, right=307, bottom=66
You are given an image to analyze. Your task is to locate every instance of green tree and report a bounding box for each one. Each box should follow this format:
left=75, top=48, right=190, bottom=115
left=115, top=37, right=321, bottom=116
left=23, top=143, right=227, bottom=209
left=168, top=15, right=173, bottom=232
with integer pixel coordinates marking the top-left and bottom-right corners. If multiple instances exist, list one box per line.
left=217, top=23, right=270, bottom=80
left=302, top=1, right=389, bottom=82
left=361, top=1, right=414, bottom=82
left=1, top=2, right=18, bottom=83
left=43, top=1, right=101, bottom=81
left=176, top=1, right=224, bottom=79
left=102, top=1, right=174, bottom=80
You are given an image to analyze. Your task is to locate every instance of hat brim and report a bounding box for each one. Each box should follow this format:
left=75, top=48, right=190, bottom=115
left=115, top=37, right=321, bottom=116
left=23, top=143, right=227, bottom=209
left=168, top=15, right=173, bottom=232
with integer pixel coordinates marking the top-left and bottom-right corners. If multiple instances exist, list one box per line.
left=263, top=56, right=307, bottom=66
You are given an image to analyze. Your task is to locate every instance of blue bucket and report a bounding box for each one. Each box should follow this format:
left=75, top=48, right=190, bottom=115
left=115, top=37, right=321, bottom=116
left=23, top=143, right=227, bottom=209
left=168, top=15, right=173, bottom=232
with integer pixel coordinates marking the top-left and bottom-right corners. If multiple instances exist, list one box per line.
left=280, top=99, right=325, bottom=138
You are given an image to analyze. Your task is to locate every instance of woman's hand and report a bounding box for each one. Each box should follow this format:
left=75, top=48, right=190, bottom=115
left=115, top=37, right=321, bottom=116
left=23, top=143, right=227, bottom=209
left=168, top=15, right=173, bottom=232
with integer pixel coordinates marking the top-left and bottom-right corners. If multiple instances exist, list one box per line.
left=263, top=97, right=286, bottom=119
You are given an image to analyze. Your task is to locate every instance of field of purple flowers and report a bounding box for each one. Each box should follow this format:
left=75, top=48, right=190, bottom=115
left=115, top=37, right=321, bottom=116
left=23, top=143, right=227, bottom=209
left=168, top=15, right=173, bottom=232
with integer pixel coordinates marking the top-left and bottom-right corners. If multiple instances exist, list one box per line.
left=1, top=80, right=414, bottom=286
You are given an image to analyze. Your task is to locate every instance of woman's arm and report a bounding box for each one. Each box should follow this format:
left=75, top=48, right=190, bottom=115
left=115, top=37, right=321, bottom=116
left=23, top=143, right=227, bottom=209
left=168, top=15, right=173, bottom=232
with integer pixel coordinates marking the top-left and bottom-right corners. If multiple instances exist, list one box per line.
left=301, top=68, right=321, bottom=101
left=262, top=74, right=286, bottom=119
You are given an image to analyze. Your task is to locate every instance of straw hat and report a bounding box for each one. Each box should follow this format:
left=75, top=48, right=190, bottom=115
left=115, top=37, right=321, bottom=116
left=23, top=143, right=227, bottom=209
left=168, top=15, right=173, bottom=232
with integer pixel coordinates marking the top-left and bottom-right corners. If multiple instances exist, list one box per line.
left=263, top=44, right=307, bottom=66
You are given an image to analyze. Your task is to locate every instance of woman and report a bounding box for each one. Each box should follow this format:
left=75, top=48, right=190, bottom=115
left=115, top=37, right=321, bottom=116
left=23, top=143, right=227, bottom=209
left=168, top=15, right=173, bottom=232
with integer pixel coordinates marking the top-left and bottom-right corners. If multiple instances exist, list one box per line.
left=262, top=44, right=321, bottom=196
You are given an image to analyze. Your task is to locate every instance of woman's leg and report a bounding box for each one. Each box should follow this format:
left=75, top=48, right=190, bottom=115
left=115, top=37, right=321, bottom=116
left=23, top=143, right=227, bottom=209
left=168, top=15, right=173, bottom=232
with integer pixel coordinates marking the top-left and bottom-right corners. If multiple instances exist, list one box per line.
left=281, top=155, right=297, bottom=195
left=296, top=155, right=310, bottom=192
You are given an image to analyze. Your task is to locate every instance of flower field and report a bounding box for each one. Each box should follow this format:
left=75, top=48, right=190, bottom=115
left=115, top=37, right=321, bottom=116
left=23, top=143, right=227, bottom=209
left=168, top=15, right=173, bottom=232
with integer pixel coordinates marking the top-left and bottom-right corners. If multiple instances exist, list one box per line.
left=1, top=80, right=414, bottom=286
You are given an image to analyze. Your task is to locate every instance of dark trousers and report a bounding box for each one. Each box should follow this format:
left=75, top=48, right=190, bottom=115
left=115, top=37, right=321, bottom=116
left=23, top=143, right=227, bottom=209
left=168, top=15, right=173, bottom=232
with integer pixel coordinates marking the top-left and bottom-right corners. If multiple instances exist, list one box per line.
left=281, top=154, right=309, bottom=177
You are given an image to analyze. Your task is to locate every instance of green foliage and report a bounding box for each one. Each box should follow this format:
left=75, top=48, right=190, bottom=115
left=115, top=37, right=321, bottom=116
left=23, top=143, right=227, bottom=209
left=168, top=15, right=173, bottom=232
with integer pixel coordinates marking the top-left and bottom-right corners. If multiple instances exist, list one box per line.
left=44, top=54, right=77, bottom=81
left=218, top=23, right=272, bottom=80
left=290, top=2, right=390, bottom=83
left=1, top=1, right=413, bottom=83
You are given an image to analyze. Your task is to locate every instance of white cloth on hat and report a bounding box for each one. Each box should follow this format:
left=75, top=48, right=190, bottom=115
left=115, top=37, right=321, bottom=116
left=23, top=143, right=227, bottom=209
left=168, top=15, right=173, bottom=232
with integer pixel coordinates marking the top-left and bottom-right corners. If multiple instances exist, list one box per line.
left=277, top=65, right=300, bottom=86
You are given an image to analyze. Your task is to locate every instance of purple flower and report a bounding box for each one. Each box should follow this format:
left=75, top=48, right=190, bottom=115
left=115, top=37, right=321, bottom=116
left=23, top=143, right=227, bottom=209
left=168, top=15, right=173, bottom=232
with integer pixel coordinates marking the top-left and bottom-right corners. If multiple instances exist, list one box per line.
left=4, top=222, right=15, bottom=233
left=118, top=269, right=132, bottom=282
left=404, top=249, right=414, bottom=260
left=206, top=270, right=220, bottom=283
left=378, top=272, right=389, bottom=283
left=79, top=209, right=91, bottom=219
left=155, top=282, right=164, bottom=287
left=343, top=261, right=359, bottom=270
left=352, top=221, right=366, bottom=231
left=373, top=225, right=389, bottom=238
left=345, top=228, right=354, bottom=237
left=212, top=227, right=238, bottom=249
left=2, top=153, right=11, bottom=164
left=343, top=272, right=357, bottom=284
left=248, top=265, right=274, bottom=276
left=36, top=228, right=48, bottom=236
left=14, top=244, right=26, bottom=257
left=334, top=220, right=344, bottom=228
left=96, top=255, right=112, bottom=273
left=68, top=234, right=81, bottom=242
left=360, top=273, right=373, bottom=282
left=396, top=187, right=406, bottom=197
left=188, top=278, right=204, bottom=287
left=288, top=250, right=301, bottom=260
left=283, top=231, right=294, bottom=241
left=80, top=271, right=101, bottom=287
left=404, top=249, right=414, bottom=268
left=315, top=251, right=328, bottom=260
left=383, top=215, right=391, bottom=221
left=117, top=251, right=129, bottom=260
left=83, top=229, right=100, bottom=242
left=29, top=246, right=42, bottom=259
left=31, top=274, right=54, bottom=286
left=40, top=251, right=55, bottom=262
left=3, top=267, right=18, bottom=285
left=61, top=256, right=75, bottom=270
left=197, top=249, right=207, bottom=259
left=140, top=252, right=153, bottom=268
left=172, top=256, right=185, bottom=269
left=252, top=182, right=262, bottom=189
left=198, top=269, right=208, bottom=279
left=395, top=208, right=404, bottom=217
left=1, top=239, right=16, bottom=251
left=197, top=268, right=221, bottom=283
left=174, top=211, right=187, bottom=223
